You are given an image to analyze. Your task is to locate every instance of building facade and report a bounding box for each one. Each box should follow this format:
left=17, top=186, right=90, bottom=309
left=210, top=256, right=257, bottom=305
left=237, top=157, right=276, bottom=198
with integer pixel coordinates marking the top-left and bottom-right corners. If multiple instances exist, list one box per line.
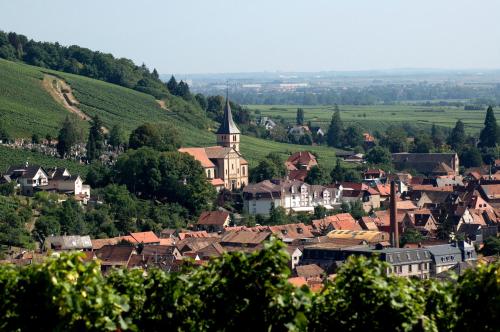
left=179, top=97, right=248, bottom=191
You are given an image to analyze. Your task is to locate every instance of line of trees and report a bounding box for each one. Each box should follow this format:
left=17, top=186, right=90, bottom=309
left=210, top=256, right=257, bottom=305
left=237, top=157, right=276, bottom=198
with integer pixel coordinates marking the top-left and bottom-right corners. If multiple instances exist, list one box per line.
left=0, top=241, right=498, bottom=331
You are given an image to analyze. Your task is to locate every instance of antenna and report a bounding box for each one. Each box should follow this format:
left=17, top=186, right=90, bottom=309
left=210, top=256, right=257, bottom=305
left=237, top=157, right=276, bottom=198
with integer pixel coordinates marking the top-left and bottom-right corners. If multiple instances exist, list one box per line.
left=226, top=80, right=229, bottom=101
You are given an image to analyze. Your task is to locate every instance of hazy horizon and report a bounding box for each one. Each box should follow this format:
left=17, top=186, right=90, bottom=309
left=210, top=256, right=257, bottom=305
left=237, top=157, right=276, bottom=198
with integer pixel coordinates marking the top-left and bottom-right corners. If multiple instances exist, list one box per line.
left=1, top=0, right=500, bottom=75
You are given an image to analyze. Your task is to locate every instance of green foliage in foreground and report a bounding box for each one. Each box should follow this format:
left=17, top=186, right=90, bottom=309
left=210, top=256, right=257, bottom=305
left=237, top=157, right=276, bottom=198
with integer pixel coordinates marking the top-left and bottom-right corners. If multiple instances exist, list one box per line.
left=0, top=240, right=499, bottom=331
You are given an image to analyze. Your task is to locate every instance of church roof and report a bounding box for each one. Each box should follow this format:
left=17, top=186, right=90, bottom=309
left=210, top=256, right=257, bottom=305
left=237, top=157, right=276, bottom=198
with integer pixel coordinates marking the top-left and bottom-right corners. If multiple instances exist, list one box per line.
left=205, top=146, right=235, bottom=159
left=179, top=148, right=216, bottom=168
left=216, top=98, right=240, bottom=135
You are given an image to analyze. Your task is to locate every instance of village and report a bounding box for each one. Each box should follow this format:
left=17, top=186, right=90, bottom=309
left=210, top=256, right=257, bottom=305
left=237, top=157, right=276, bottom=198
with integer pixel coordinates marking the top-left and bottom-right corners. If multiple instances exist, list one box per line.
left=1, top=98, right=499, bottom=291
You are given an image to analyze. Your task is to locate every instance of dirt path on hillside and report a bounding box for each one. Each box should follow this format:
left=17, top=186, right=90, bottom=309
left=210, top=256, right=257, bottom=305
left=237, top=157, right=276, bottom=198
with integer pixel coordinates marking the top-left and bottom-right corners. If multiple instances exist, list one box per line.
left=42, top=74, right=91, bottom=121
left=156, top=99, right=170, bottom=111
left=42, top=74, right=108, bottom=133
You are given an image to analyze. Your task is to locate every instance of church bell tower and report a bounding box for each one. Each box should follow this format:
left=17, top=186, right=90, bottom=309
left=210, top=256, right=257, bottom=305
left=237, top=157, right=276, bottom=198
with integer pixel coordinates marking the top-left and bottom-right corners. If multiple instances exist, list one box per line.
left=216, top=94, right=241, bottom=152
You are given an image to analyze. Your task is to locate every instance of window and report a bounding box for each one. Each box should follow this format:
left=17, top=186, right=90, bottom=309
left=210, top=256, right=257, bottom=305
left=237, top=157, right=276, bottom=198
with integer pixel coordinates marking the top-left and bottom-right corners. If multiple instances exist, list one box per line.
left=408, top=264, right=412, bottom=273
left=232, top=164, right=234, bottom=170
left=207, top=170, right=211, bottom=178
left=242, top=167, right=246, bottom=175
left=233, top=135, right=237, bottom=141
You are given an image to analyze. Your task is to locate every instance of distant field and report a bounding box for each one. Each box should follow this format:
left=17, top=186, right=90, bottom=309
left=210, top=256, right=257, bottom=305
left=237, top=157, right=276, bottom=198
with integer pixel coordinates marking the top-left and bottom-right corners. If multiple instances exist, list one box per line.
left=246, top=104, right=498, bottom=133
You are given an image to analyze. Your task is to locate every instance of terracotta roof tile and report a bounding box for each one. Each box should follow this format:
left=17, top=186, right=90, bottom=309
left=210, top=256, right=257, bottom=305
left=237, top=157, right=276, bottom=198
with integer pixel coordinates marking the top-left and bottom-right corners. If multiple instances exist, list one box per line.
left=178, top=147, right=216, bottom=168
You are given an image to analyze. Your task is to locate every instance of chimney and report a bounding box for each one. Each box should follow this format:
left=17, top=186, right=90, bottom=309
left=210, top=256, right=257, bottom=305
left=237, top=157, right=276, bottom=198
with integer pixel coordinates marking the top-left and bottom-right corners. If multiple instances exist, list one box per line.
left=390, top=180, right=399, bottom=248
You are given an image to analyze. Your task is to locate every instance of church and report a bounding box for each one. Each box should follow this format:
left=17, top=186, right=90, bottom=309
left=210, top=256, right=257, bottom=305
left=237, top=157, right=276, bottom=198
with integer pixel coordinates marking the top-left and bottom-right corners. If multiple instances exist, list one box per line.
left=179, top=97, right=248, bottom=191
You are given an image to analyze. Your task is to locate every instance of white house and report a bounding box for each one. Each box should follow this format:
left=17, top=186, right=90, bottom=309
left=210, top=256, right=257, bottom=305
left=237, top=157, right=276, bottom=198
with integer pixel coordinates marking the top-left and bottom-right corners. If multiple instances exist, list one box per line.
left=242, top=179, right=342, bottom=215
left=5, top=164, right=49, bottom=196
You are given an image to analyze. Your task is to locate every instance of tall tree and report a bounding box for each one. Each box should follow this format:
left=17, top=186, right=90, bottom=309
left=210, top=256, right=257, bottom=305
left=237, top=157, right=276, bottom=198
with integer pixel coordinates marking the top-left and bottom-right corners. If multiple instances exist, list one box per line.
left=305, top=166, right=330, bottom=185
left=86, top=115, right=105, bottom=162
left=56, top=116, right=80, bottom=158
left=129, top=123, right=181, bottom=152
left=109, top=124, right=125, bottom=149
left=177, top=81, right=191, bottom=99
left=195, top=93, right=208, bottom=111
left=327, top=109, right=344, bottom=148
left=296, top=108, right=304, bottom=125
left=478, top=106, right=498, bottom=148
left=343, top=125, right=364, bottom=148
left=166, top=75, right=178, bottom=95
left=152, top=68, right=159, bottom=79
left=448, top=120, right=466, bottom=152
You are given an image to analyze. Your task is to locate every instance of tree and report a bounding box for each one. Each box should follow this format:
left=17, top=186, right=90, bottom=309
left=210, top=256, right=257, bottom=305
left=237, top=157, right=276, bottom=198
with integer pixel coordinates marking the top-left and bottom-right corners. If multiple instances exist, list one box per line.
left=0, top=123, right=10, bottom=143
left=206, top=95, right=225, bottom=121
left=299, top=132, right=313, bottom=145
left=152, top=68, right=159, bottom=79
left=314, top=205, right=328, bottom=219
left=460, top=147, right=483, bottom=168
left=305, top=166, right=330, bottom=185
left=478, top=106, right=498, bottom=148
left=32, top=215, right=60, bottom=244
left=56, top=116, right=80, bottom=158
left=109, top=124, right=125, bottom=149
left=481, top=236, right=500, bottom=256
left=380, top=126, right=408, bottom=153
left=129, top=123, right=181, bottom=152
left=296, top=108, right=304, bottom=125
left=268, top=204, right=288, bottom=225
left=166, top=75, right=178, bottom=95
left=400, top=228, right=424, bottom=246
left=431, top=124, right=445, bottom=148
left=250, top=153, right=286, bottom=182
left=31, top=133, right=40, bottom=144
left=343, top=125, right=364, bottom=148
left=448, top=120, right=466, bottom=152
left=86, top=115, right=105, bottom=162
left=365, top=146, right=391, bottom=165
left=327, top=109, right=344, bottom=148
left=177, top=81, right=191, bottom=100
left=194, top=93, right=207, bottom=111
left=411, top=133, right=433, bottom=153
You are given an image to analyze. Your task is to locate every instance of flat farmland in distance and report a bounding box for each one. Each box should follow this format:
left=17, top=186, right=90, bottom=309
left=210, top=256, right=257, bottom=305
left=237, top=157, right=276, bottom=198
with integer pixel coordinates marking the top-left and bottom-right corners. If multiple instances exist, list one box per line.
left=246, top=104, right=499, bottom=133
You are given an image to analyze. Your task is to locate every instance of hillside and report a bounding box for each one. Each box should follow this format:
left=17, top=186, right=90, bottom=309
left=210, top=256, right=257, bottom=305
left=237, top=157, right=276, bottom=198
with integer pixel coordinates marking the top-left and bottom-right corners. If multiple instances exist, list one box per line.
left=0, top=59, right=341, bottom=169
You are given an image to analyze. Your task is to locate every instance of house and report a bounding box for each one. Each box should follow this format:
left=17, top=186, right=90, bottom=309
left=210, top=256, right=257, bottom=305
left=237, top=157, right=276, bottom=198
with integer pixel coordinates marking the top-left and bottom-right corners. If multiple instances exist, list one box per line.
left=342, top=153, right=365, bottom=164
left=426, top=242, right=477, bottom=277
left=176, top=237, right=220, bottom=254
left=286, top=151, right=318, bottom=171
left=141, top=244, right=182, bottom=261
left=268, top=223, right=314, bottom=241
left=258, top=116, right=277, bottom=130
left=91, top=236, right=128, bottom=250
left=127, top=231, right=160, bottom=245
left=295, top=264, right=325, bottom=279
left=95, top=245, right=136, bottom=272
left=46, top=167, right=90, bottom=199
left=220, top=230, right=271, bottom=248
left=243, top=179, right=341, bottom=215
left=374, top=210, right=406, bottom=234
left=402, top=210, right=438, bottom=237
left=363, top=169, right=386, bottom=180
left=288, top=125, right=311, bottom=138
left=196, top=242, right=226, bottom=259
left=301, top=246, right=432, bottom=278
left=311, top=213, right=361, bottom=234
left=363, top=132, right=375, bottom=149
left=359, top=216, right=380, bottom=231
left=326, top=229, right=390, bottom=244
left=43, top=235, right=92, bottom=251
left=196, top=211, right=231, bottom=232
left=392, top=153, right=459, bottom=176
left=5, top=164, right=49, bottom=196
left=479, top=184, right=500, bottom=203
left=338, top=182, right=380, bottom=212
left=179, top=96, right=248, bottom=191
left=287, top=246, right=303, bottom=269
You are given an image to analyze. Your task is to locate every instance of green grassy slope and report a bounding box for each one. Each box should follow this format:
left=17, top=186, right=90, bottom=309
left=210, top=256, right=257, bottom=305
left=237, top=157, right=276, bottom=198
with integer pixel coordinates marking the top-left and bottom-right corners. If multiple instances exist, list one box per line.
left=0, top=59, right=341, bottom=169
left=247, top=104, right=497, bottom=133
left=0, top=59, right=70, bottom=137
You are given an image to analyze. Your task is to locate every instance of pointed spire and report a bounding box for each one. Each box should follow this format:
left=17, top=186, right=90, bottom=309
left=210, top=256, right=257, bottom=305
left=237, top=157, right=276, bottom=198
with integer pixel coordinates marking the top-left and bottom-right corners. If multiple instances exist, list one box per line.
left=216, top=89, right=240, bottom=135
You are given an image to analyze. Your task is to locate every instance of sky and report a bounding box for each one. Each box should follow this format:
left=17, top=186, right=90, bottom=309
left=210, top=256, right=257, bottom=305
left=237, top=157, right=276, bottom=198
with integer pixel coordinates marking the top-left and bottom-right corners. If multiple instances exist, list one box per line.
left=1, top=0, right=500, bottom=74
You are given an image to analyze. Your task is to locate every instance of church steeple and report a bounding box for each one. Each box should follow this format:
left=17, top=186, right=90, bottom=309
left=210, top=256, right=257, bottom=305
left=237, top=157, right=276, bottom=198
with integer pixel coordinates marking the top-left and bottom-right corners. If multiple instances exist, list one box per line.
left=216, top=93, right=240, bottom=151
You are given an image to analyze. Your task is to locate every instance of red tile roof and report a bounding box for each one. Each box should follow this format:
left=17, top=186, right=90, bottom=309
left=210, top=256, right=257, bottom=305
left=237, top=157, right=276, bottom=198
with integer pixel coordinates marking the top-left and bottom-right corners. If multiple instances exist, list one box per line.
left=178, top=147, right=216, bottom=168
left=129, top=231, right=160, bottom=244
left=312, top=213, right=362, bottom=231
